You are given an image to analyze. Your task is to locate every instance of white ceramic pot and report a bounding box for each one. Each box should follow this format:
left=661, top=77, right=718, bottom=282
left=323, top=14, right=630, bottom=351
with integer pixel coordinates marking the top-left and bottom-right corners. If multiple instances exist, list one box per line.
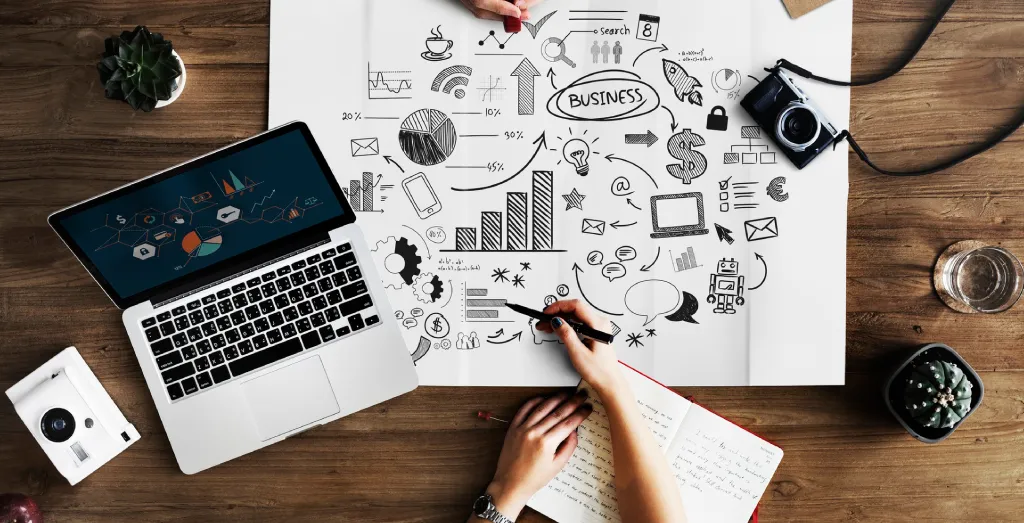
left=155, top=50, right=186, bottom=108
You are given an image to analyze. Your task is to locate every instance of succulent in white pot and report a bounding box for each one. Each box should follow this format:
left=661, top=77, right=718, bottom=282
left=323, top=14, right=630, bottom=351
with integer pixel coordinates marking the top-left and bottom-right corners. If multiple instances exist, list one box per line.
left=97, top=25, right=185, bottom=111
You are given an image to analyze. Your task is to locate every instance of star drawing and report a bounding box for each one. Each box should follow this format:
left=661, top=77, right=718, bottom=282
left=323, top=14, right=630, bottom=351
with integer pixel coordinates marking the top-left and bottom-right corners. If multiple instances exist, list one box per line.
left=491, top=267, right=510, bottom=283
left=626, top=333, right=644, bottom=348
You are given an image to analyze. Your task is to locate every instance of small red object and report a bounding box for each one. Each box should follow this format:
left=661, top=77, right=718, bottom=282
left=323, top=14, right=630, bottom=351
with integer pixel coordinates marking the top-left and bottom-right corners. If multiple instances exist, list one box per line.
left=477, top=410, right=510, bottom=424
left=503, top=0, right=522, bottom=33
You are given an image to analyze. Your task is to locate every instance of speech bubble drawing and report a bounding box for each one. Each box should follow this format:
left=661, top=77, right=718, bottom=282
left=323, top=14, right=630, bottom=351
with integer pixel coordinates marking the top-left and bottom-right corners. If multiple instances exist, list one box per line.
left=411, top=308, right=424, bottom=317
left=395, top=310, right=405, bottom=320
left=616, top=246, right=637, bottom=262
left=624, top=279, right=681, bottom=326
left=602, top=262, right=626, bottom=282
left=587, top=250, right=604, bottom=266
left=402, top=318, right=418, bottom=329
left=425, top=226, right=446, bottom=244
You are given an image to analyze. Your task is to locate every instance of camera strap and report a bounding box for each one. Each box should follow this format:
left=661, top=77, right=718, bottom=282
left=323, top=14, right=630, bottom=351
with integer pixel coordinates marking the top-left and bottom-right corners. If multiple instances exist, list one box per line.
left=767, top=0, right=1024, bottom=176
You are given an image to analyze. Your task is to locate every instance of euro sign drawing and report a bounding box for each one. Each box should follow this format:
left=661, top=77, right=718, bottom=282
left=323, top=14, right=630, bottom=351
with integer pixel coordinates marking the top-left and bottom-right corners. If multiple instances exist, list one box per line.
left=666, top=129, right=707, bottom=184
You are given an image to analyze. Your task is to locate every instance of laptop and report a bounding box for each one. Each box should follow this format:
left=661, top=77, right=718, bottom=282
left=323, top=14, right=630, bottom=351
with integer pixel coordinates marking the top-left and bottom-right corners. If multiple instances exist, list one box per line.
left=48, top=122, right=418, bottom=474
left=649, top=192, right=709, bottom=238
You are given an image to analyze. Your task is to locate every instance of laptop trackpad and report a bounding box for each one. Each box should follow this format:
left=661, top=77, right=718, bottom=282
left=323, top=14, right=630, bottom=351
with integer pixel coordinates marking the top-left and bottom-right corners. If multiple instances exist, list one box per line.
left=240, top=356, right=340, bottom=441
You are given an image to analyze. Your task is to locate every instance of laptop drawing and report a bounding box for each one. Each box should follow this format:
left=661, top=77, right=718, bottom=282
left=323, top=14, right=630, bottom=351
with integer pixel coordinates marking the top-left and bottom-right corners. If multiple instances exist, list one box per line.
left=650, top=193, right=709, bottom=238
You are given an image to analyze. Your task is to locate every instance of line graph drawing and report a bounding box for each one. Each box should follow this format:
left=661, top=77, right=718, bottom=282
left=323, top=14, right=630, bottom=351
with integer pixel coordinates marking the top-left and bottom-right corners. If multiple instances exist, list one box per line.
left=250, top=189, right=276, bottom=213
left=477, top=75, right=506, bottom=102
left=367, top=62, right=412, bottom=100
left=479, top=30, right=515, bottom=49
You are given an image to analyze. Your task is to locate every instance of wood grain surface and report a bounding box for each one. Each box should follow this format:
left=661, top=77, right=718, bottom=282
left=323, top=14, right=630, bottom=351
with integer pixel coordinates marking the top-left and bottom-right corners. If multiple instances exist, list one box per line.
left=1, top=1, right=1023, bottom=521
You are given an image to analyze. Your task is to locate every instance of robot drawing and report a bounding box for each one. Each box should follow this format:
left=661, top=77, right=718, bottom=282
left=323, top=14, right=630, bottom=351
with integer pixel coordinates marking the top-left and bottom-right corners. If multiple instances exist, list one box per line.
left=708, top=258, right=745, bottom=314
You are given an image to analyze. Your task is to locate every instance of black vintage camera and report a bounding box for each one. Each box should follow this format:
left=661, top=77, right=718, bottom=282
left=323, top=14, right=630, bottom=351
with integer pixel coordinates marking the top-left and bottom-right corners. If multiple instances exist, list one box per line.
left=741, top=71, right=841, bottom=170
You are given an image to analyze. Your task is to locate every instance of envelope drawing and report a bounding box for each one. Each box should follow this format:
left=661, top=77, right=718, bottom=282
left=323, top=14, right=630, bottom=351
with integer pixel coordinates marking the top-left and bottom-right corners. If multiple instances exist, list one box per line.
left=350, top=137, right=379, bottom=157
left=581, top=218, right=606, bottom=236
left=744, top=217, right=778, bottom=241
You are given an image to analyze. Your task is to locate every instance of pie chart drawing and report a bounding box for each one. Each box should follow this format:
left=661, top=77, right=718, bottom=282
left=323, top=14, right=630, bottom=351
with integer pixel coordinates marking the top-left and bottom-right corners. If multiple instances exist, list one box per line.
left=398, top=108, right=457, bottom=166
left=181, top=227, right=223, bottom=258
left=711, top=69, right=741, bottom=92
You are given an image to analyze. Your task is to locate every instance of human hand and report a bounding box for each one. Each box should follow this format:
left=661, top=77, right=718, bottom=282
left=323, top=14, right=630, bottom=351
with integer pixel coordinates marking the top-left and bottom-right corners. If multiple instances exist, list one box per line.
left=484, top=392, right=592, bottom=520
left=537, top=300, right=625, bottom=397
left=459, top=0, right=541, bottom=21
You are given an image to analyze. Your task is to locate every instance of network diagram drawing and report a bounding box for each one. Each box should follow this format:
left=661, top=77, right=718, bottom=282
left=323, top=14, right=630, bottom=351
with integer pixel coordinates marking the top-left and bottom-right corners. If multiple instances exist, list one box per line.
left=268, top=0, right=853, bottom=386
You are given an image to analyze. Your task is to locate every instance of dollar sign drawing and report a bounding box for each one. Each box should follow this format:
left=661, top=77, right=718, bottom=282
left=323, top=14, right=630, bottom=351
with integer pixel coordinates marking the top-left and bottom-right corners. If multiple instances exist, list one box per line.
left=666, top=129, right=707, bottom=184
left=424, top=313, right=449, bottom=339
left=431, top=317, right=443, bottom=333
left=116, top=214, right=126, bottom=225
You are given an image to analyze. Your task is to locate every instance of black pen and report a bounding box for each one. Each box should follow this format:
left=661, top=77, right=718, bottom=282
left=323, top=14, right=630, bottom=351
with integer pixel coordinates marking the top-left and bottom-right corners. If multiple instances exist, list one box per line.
left=505, top=303, right=616, bottom=345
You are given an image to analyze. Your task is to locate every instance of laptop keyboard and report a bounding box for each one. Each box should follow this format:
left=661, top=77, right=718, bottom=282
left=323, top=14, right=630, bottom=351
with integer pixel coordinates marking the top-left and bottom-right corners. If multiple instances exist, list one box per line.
left=138, top=243, right=380, bottom=402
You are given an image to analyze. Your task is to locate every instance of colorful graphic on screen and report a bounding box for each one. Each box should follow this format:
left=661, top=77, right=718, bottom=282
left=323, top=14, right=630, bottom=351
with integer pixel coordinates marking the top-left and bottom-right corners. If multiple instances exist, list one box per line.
left=59, top=129, right=344, bottom=299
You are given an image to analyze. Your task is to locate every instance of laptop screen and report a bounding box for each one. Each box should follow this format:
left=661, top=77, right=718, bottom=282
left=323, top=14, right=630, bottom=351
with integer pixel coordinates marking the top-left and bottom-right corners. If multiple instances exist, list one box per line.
left=654, top=194, right=703, bottom=229
left=52, top=126, right=347, bottom=306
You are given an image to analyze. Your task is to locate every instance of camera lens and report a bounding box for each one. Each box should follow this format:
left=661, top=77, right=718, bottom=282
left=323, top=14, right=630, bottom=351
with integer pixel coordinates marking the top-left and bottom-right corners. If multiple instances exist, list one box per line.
left=775, top=103, right=821, bottom=152
left=40, top=408, right=76, bottom=442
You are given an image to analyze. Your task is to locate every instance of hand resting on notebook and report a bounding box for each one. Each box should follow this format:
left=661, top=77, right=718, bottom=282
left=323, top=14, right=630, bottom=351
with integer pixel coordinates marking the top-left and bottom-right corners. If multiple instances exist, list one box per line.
left=469, top=300, right=686, bottom=523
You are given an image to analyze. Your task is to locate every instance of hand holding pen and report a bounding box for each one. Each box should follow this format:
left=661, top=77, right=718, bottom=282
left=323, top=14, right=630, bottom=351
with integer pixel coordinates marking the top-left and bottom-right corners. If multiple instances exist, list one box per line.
left=533, top=300, right=626, bottom=397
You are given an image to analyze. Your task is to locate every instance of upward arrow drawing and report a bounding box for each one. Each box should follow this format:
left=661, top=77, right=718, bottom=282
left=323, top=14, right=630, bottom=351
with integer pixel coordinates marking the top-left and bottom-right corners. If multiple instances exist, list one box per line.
left=511, top=58, right=541, bottom=115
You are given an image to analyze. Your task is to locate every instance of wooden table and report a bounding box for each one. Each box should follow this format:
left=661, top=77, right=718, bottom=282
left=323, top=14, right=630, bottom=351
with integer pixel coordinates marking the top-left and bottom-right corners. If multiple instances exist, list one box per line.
left=1, top=1, right=1022, bottom=521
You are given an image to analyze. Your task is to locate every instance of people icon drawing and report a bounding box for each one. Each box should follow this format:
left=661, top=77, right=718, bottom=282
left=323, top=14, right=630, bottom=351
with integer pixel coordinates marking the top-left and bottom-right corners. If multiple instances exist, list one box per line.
left=591, top=40, right=601, bottom=63
left=601, top=41, right=610, bottom=63
left=456, top=332, right=468, bottom=350
left=469, top=331, right=480, bottom=349
left=613, top=41, right=622, bottom=64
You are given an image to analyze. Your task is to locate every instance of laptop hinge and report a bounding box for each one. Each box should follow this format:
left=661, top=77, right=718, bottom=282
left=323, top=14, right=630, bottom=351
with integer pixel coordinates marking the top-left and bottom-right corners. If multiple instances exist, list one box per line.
left=151, top=238, right=331, bottom=308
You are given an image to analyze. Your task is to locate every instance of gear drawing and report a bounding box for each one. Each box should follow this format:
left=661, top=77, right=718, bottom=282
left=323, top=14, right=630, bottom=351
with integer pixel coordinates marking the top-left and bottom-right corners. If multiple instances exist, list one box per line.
left=412, top=273, right=444, bottom=303
left=371, top=236, right=422, bottom=289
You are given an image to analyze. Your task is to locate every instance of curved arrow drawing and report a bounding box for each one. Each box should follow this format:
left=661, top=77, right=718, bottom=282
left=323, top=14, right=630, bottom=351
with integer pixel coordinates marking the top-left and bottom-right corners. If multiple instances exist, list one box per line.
left=452, top=132, right=548, bottom=192
left=487, top=331, right=523, bottom=345
left=547, top=68, right=558, bottom=89
left=661, top=105, right=678, bottom=132
left=640, top=246, right=660, bottom=272
left=632, top=43, right=668, bottom=67
left=488, top=329, right=505, bottom=339
left=383, top=155, right=405, bottom=174
left=626, top=198, right=642, bottom=211
left=610, top=220, right=636, bottom=229
left=572, top=263, right=623, bottom=316
left=605, top=154, right=659, bottom=189
left=750, top=253, right=768, bottom=290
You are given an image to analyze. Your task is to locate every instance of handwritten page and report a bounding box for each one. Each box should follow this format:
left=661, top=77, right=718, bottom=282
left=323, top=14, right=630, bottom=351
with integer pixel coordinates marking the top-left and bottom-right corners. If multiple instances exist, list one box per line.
left=667, top=405, right=783, bottom=522
left=528, top=364, right=781, bottom=523
left=529, top=370, right=690, bottom=523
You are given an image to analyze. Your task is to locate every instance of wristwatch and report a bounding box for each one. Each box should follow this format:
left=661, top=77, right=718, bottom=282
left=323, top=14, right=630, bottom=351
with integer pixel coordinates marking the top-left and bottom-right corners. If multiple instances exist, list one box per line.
left=473, top=493, right=514, bottom=523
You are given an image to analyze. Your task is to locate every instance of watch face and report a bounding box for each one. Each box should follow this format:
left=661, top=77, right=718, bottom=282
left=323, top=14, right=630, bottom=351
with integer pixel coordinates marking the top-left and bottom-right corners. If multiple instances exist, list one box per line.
left=473, top=494, right=492, bottom=516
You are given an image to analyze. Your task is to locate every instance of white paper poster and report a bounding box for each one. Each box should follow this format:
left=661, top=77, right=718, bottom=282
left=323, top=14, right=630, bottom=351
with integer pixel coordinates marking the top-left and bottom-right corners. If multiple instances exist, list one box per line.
left=269, top=0, right=852, bottom=385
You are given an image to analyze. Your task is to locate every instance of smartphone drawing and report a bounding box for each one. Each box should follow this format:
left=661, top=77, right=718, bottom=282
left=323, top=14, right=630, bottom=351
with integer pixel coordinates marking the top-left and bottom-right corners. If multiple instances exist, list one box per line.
left=402, top=172, right=442, bottom=219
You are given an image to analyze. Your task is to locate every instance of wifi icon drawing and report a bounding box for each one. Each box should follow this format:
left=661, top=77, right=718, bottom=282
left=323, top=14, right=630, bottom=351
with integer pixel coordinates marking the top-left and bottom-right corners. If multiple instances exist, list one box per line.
left=431, top=65, right=473, bottom=99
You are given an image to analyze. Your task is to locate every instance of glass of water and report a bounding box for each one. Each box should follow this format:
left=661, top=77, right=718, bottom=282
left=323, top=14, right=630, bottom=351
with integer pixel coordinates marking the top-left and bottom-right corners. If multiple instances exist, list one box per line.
left=935, top=241, right=1024, bottom=313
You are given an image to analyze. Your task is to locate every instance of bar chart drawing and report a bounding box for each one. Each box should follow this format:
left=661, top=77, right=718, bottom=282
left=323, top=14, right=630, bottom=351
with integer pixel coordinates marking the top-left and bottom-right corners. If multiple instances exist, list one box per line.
left=442, top=171, right=565, bottom=253
left=464, top=283, right=513, bottom=323
left=341, top=172, right=386, bottom=212
left=670, top=247, right=701, bottom=272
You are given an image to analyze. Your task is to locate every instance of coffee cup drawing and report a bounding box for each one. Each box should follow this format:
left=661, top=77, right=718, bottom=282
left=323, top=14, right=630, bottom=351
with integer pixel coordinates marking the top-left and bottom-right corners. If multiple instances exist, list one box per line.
left=422, top=25, right=453, bottom=61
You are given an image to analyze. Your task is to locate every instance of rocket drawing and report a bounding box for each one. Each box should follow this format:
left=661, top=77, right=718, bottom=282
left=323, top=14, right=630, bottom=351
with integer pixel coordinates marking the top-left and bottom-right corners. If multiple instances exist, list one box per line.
left=662, top=59, right=704, bottom=106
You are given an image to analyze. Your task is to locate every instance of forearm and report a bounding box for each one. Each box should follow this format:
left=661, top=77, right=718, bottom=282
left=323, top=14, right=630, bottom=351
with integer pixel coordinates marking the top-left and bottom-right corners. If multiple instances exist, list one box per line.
left=601, top=385, right=687, bottom=523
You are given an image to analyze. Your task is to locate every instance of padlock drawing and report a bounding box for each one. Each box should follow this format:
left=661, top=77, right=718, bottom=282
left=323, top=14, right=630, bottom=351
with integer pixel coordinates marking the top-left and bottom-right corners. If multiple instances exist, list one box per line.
left=706, top=106, right=729, bottom=131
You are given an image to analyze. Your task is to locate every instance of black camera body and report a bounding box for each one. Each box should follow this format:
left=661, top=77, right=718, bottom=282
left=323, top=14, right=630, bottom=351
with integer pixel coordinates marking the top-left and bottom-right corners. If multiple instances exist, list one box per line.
left=741, top=71, right=840, bottom=169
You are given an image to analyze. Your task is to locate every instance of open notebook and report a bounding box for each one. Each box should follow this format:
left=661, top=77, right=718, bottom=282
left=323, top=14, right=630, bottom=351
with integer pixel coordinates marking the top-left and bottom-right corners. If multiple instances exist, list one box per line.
left=528, top=363, right=782, bottom=523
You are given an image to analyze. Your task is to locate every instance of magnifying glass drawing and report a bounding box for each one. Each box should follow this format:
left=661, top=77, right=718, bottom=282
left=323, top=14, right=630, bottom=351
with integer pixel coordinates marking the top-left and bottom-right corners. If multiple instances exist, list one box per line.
left=541, top=37, right=576, bottom=68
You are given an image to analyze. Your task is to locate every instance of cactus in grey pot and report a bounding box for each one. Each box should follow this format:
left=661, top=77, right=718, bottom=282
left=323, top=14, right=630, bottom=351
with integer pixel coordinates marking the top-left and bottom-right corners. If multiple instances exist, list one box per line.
left=903, top=360, right=973, bottom=429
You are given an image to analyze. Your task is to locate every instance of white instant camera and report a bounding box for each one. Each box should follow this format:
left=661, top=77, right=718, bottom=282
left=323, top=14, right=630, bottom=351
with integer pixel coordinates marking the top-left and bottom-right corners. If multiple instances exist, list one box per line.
left=6, top=347, right=140, bottom=485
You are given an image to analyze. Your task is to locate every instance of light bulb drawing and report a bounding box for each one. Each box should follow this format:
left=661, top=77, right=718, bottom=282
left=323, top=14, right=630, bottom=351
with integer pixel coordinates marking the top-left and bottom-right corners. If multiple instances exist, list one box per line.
left=563, top=138, right=591, bottom=176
